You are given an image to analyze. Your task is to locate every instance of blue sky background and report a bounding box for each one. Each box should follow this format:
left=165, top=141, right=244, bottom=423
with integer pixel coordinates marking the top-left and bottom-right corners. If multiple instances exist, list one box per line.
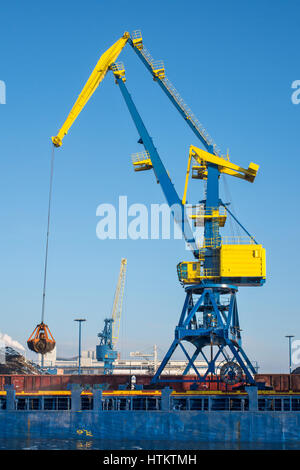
left=0, top=0, right=299, bottom=372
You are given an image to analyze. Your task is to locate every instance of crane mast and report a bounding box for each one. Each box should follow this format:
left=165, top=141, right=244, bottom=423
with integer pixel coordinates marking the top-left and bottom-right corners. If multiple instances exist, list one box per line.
left=96, top=258, right=127, bottom=375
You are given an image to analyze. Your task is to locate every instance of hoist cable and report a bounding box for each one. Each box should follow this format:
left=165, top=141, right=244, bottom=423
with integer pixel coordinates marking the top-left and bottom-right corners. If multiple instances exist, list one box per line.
left=41, top=145, right=56, bottom=324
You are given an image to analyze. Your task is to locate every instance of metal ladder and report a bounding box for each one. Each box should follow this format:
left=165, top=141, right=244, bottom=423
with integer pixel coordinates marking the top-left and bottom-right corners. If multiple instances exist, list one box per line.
left=131, top=30, right=224, bottom=157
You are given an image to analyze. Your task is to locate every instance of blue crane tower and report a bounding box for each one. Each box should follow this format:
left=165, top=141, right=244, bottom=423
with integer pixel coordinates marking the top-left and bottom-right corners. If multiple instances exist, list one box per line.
left=51, top=30, right=266, bottom=387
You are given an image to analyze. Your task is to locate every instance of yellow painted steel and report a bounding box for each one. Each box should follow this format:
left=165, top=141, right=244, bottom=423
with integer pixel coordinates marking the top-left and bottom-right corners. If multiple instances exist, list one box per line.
left=177, top=244, right=266, bottom=284
left=2, top=389, right=297, bottom=398
left=152, top=60, right=165, bottom=79
left=52, top=32, right=130, bottom=147
left=111, top=258, right=127, bottom=347
left=220, top=244, right=266, bottom=279
left=182, top=150, right=193, bottom=205
left=189, top=145, right=259, bottom=183
left=177, top=261, right=218, bottom=284
left=188, top=206, right=227, bottom=227
left=131, top=151, right=153, bottom=171
left=131, top=30, right=143, bottom=50
left=110, top=62, right=126, bottom=82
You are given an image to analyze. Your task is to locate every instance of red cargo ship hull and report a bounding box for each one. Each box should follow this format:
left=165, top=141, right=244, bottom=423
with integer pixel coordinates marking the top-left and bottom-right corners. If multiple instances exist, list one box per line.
left=1, top=373, right=300, bottom=393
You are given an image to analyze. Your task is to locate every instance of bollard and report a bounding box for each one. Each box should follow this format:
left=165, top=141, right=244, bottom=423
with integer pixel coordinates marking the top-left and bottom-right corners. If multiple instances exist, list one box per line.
left=4, top=385, right=15, bottom=411
left=245, top=386, right=258, bottom=411
left=69, top=384, right=82, bottom=412
left=93, top=389, right=103, bottom=412
left=161, top=387, right=172, bottom=411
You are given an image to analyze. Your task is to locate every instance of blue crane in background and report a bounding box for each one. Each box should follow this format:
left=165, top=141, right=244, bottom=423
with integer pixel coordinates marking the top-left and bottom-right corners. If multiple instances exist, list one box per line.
left=96, top=258, right=127, bottom=375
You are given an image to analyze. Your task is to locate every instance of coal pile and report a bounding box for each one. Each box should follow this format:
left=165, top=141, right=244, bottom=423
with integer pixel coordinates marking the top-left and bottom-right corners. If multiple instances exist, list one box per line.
left=0, top=347, right=42, bottom=375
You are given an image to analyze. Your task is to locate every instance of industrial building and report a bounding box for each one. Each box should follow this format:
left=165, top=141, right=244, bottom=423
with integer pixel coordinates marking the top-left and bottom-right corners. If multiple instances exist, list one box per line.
left=37, top=346, right=258, bottom=377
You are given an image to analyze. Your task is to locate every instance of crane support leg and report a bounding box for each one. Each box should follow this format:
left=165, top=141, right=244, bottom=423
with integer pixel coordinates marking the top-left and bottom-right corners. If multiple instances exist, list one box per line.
left=150, top=284, right=257, bottom=387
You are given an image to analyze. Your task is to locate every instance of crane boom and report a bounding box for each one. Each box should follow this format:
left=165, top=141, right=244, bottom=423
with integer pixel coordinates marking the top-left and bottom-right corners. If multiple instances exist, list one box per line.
left=111, top=257, right=127, bottom=347
left=96, top=258, right=127, bottom=374
left=52, top=32, right=130, bottom=148
left=128, top=31, right=221, bottom=156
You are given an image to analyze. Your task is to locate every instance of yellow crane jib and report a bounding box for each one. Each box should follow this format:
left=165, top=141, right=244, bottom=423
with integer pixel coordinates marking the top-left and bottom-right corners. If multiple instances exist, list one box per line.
left=189, top=145, right=259, bottom=182
left=51, top=32, right=130, bottom=147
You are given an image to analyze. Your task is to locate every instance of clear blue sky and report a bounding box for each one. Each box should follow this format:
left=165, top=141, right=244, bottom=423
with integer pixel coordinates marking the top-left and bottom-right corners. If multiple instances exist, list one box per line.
left=0, top=0, right=299, bottom=373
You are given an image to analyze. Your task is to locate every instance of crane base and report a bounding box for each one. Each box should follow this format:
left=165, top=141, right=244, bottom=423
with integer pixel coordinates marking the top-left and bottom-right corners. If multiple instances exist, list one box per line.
left=151, top=283, right=257, bottom=386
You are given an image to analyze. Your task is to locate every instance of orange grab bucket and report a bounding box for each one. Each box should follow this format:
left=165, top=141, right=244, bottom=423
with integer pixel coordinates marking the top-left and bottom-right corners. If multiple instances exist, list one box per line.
left=27, top=322, right=56, bottom=354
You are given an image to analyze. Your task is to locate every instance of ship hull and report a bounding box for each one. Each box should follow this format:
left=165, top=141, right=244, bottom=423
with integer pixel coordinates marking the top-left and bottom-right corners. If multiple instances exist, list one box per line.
left=0, top=410, right=299, bottom=445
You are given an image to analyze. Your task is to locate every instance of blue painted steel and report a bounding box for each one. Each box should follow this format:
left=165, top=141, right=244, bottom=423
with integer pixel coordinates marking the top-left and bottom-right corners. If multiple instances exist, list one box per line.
left=114, top=69, right=261, bottom=388
left=96, top=319, right=117, bottom=374
left=116, top=76, right=198, bottom=255
left=151, top=284, right=256, bottom=386
left=1, top=404, right=300, bottom=445
left=204, top=163, right=221, bottom=274
left=128, top=38, right=214, bottom=153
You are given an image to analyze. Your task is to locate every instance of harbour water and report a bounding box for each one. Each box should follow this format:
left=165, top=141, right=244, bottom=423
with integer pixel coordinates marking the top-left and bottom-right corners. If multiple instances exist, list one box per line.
left=0, top=438, right=299, bottom=450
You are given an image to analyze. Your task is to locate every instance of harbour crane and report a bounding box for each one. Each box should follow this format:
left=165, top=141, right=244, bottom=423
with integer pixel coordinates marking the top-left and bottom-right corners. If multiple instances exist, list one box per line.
left=96, top=258, right=127, bottom=374
left=51, top=31, right=266, bottom=387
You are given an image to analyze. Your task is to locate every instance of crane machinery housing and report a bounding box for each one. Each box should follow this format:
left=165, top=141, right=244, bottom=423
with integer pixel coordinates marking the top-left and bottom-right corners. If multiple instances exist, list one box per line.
left=51, top=31, right=266, bottom=388
left=96, top=258, right=127, bottom=374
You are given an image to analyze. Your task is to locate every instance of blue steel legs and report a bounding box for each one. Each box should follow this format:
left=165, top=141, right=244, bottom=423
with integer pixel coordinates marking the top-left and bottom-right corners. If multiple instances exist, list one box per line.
left=151, top=283, right=256, bottom=385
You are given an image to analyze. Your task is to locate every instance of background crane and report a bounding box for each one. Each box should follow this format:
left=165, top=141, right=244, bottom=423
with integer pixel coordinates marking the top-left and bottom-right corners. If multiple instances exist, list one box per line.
left=96, top=258, right=127, bottom=374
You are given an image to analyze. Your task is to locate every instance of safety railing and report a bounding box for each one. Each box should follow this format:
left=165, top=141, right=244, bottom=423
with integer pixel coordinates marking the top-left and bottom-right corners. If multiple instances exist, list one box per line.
left=187, top=205, right=227, bottom=228
left=131, top=151, right=153, bottom=171
left=110, top=62, right=125, bottom=72
left=4, top=393, right=300, bottom=412
left=177, top=263, right=220, bottom=283
left=151, top=60, right=165, bottom=79
left=199, top=236, right=256, bottom=248
left=102, top=396, right=161, bottom=411
left=15, top=396, right=71, bottom=411
left=187, top=205, right=226, bottom=217
left=221, top=236, right=256, bottom=245
left=161, top=76, right=223, bottom=156
left=131, top=151, right=151, bottom=163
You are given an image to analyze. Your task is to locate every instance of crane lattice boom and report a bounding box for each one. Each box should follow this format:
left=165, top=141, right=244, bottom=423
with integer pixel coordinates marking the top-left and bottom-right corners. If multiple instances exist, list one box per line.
left=111, top=257, right=127, bottom=347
